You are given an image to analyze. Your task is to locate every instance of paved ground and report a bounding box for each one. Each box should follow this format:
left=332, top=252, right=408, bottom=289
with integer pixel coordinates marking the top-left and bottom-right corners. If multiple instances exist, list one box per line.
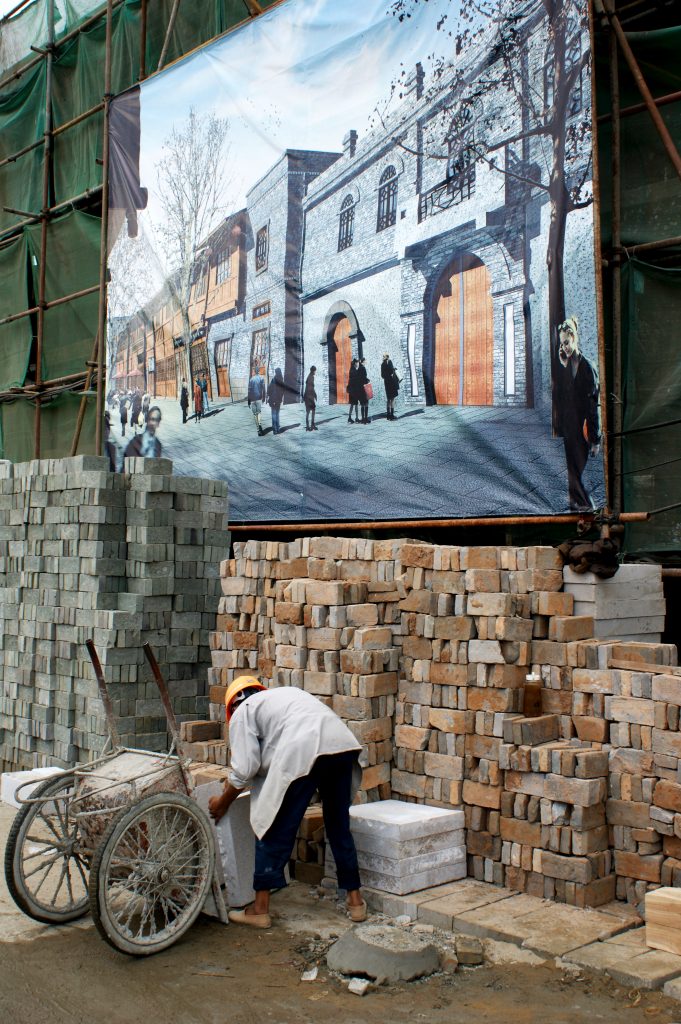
left=2, top=800, right=681, bottom=1023
left=109, top=395, right=606, bottom=523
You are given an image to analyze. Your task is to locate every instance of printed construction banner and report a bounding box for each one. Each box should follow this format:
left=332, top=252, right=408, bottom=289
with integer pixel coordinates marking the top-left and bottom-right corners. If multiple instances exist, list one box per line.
left=106, top=0, right=606, bottom=523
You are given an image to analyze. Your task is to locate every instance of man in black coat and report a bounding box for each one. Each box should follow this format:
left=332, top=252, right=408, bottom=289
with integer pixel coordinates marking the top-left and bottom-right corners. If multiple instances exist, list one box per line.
left=304, top=366, right=318, bottom=432
left=180, top=378, right=189, bottom=424
left=357, top=357, right=371, bottom=424
left=267, top=367, right=290, bottom=435
left=554, top=317, right=601, bottom=511
left=381, top=353, right=400, bottom=420
left=347, top=358, right=360, bottom=424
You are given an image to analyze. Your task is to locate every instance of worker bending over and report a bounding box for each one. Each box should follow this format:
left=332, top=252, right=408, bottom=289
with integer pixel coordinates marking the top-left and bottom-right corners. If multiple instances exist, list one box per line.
left=208, top=678, right=367, bottom=928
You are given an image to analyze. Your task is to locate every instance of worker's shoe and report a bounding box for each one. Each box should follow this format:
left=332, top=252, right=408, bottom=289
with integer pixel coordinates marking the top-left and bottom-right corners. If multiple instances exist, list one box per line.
left=346, top=899, right=367, bottom=923
left=228, top=908, right=272, bottom=929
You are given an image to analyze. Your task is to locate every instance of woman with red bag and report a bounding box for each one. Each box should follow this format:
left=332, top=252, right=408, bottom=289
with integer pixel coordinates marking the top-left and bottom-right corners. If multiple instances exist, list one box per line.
left=357, top=357, right=372, bottom=424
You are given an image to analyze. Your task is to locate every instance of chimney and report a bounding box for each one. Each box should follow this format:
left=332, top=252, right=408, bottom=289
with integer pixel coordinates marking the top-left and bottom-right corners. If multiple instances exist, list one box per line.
left=405, top=62, right=424, bottom=100
left=343, top=130, right=358, bottom=158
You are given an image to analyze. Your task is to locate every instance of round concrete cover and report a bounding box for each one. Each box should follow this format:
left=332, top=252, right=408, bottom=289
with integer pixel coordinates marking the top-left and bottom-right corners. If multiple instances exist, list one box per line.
left=326, top=925, right=440, bottom=984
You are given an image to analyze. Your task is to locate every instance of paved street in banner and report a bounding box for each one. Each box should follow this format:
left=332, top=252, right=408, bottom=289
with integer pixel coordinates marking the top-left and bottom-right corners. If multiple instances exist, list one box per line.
left=108, top=395, right=605, bottom=522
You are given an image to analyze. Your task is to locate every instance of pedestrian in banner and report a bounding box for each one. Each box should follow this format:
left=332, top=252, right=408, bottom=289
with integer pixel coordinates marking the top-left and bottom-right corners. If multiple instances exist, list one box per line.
left=304, top=365, right=318, bottom=432
left=180, top=378, right=189, bottom=424
left=131, top=389, right=143, bottom=432
left=104, top=412, right=120, bottom=473
left=554, top=316, right=601, bottom=511
left=357, top=356, right=372, bottom=424
left=123, top=405, right=163, bottom=462
left=194, top=377, right=203, bottom=423
left=142, top=389, right=151, bottom=423
left=201, top=374, right=210, bottom=413
left=381, top=352, right=400, bottom=421
left=266, top=367, right=288, bottom=436
left=119, top=394, right=128, bottom=437
left=248, top=365, right=266, bottom=436
left=346, top=357, right=361, bottom=424
left=208, top=679, right=367, bottom=929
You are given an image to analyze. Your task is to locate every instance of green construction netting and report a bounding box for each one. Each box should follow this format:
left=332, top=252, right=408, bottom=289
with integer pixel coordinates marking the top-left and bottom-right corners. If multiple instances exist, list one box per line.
left=27, top=209, right=101, bottom=381
left=0, top=62, right=46, bottom=236
left=0, top=390, right=97, bottom=462
left=622, top=259, right=681, bottom=556
left=0, top=233, right=32, bottom=391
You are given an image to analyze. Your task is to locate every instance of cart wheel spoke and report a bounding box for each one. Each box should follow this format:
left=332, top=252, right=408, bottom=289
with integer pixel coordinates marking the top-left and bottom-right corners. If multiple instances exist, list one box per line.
left=90, top=793, right=214, bottom=956
left=5, top=775, right=90, bottom=924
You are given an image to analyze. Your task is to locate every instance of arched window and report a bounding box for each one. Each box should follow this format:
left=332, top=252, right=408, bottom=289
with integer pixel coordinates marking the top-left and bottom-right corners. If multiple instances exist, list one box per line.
left=376, top=166, right=398, bottom=232
left=338, top=195, right=355, bottom=252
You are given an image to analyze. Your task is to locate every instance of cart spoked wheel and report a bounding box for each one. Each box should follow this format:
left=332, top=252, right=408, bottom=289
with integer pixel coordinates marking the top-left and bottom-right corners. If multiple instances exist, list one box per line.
left=89, top=792, right=214, bottom=956
left=4, top=774, right=90, bottom=924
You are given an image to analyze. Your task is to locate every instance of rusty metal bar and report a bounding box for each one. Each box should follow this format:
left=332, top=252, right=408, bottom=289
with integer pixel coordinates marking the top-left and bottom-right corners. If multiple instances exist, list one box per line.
left=597, top=87, right=681, bottom=125
left=628, top=235, right=681, bottom=254
left=609, top=16, right=623, bottom=516
left=243, top=0, right=263, bottom=14
left=139, top=0, right=148, bottom=80
left=34, top=0, right=55, bottom=458
left=0, top=0, right=34, bottom=24
left=662, top=568, right=681, bottom=578
left=229, top=512, right=650, bottom=533
left=85, top=640, right=120, bottom=748
left=156, top=0, right=182, bottom=72
left=603, top=0, right=681, bottom=181
left=95, top=0, right=113, bottom=456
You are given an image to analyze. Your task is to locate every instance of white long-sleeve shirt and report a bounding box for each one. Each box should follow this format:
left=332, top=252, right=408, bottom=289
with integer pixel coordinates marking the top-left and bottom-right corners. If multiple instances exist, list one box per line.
left=227, top=687, right=362, bottom=838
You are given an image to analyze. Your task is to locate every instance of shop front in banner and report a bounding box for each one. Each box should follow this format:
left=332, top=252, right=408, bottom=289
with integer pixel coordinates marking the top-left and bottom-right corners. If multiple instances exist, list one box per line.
left=106, top=0, right=606, bottom=523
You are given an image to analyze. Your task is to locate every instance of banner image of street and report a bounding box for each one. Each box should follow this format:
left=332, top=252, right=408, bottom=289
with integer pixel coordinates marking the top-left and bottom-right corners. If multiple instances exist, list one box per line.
left=106, top=0, right=605, bottom=523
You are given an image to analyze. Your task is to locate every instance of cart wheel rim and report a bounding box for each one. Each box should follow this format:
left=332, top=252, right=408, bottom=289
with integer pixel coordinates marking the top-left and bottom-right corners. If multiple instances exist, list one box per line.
left=5, top=774, right=90, bottom=924
left=91, top=793, right=214, bottom=956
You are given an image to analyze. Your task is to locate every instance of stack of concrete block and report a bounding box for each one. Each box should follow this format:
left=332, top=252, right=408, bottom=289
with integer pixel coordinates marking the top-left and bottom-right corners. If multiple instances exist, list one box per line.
left=326, top=799, right=465, bottom=895
left=563, top=564, right=665, bottom=642
left=0, top=456, right=229, bottom=771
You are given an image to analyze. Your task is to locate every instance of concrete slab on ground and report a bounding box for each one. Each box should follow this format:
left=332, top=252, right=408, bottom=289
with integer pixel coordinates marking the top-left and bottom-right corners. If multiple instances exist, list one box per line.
left=416, top=879, right=517, bottom=930
left=565, top=941, right=681, bottom=990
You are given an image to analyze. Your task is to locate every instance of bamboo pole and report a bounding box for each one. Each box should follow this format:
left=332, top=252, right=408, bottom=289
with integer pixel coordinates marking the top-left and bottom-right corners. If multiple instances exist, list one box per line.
left=95, top=0, right=113, bottom=456
left=71, top=333, right=100, bottom=455
left=609, top=18, right=623, bottom=516
left=229, top=512, right=650, bottom=533
left=34, top=0, right=55, bottom=459
left=0, top=185, right=103, bottom=243
left=603, top=0, right=681, bottom=181
left=0, top=283, right=100, bottom=327
left=157, top=0, right=182, bottom=72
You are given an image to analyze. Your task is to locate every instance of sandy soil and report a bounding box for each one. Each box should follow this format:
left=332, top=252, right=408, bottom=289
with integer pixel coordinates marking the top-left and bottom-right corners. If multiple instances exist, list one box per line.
left=2, top=886, right=681, bottom=1024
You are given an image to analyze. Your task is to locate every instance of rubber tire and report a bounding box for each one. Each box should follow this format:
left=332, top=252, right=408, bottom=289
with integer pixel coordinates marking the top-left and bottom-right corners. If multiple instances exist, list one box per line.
left=88, top=791, right=215, bottom=957
left=4, top=774, right=90, bottom=924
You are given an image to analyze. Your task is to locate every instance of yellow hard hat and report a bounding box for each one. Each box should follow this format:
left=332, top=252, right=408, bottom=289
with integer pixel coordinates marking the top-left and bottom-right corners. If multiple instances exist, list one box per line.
left=224, top=676, right=266, bottom=721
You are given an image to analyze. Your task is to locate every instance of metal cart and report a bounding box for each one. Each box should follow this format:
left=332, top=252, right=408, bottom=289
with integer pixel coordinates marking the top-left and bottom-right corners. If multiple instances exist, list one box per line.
left=4, top=641, right=227, bottom=956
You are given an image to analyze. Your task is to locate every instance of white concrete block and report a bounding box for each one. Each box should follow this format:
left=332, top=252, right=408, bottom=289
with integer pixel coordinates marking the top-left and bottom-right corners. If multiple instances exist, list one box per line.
left=351, top=828, right=466, bottom=860
left=349, top=799, right=464, bottom=841
left=194, top=782, right=255, bottom=909
left=1, top=767, right=65, bottom=808
left=563, top=565, right=662, bottom=586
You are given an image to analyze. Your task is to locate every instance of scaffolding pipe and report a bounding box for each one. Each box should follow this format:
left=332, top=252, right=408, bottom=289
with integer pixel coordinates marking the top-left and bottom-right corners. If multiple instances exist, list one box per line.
left=603, top=0, right=681, bottom=181
left=157, top=0, right=181, bottom=71
left=0, top=284, right=100, bottom=327
left=139, top=0, right=148, bottom=80
left=229, top=512, right=651, bottom=533
left=610, top=18, right=623, bottom=516
left=95, top=0, right=113, bottom=456
left=34, top=0, right=55, bottom=458
left=597, top=87, right=681, bottom=125
left=0, top=0, right=34, bottom=24
left=0, top=185, right=103, bottom=242
left=71, top=333, right=100, bottom=456
left=628, top=234, right=681, bottom=254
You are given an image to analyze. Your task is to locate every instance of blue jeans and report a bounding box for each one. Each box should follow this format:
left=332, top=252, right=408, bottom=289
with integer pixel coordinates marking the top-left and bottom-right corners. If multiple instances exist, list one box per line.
left=253, top=751, right=361, bottom=892
left=202, top=390, right=210, bottom=411
left=271, top=406, right=280, bottom=434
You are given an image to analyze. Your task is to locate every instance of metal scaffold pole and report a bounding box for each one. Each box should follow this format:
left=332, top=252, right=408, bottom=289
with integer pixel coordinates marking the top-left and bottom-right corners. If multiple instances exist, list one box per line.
left=609, top=10, right=623, bottom=516
left=94, top=0, right=113, bottom=456
left=34, top=0, right=55, bottom=458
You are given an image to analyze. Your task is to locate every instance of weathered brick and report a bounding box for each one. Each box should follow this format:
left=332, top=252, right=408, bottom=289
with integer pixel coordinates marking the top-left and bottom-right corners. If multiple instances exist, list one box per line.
left=548, top=616, right=594, bottom=642
left=537, top=850, right=592, bottom=884
left=500, top=818, right=542, bottom=846
left=614, top=851, right=663, bottom=882
left=462, top=780, right=502, bottom=809
left=424, top=752, right=464, bottom=780
left=395, top=724, right=430, bottom=750
left=543, top=774, right=606, bottom=807
left=429, top=708, right=475, bottom=733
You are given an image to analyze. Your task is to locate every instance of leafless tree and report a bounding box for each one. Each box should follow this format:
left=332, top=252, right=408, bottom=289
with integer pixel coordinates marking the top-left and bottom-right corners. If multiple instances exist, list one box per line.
left=153, top=108, right=231, bottom=354
left=106, top=231, right=158, bottom=390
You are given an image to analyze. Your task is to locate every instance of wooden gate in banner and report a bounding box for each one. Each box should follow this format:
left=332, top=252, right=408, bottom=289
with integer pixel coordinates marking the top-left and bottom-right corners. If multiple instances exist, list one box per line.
left=432, top=254, right=493, bottom=406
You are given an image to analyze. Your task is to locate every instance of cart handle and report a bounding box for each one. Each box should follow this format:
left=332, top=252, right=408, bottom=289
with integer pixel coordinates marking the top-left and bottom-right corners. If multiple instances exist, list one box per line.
left=85, top=639, right=121, bottom=749
left=143, top=642, right=195, bottom=796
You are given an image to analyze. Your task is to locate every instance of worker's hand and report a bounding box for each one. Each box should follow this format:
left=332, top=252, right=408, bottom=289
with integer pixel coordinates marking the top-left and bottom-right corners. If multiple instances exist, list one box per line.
left=208, top=794, right=227, bottom=823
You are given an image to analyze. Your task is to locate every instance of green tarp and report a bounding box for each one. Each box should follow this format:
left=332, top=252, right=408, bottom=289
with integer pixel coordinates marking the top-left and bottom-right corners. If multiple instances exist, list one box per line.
left=0, top=233, right=32, bottom=391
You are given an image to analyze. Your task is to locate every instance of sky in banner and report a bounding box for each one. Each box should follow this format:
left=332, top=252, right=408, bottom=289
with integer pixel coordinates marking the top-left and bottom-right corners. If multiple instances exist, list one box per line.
left=138, top=0, right=458, bottom=226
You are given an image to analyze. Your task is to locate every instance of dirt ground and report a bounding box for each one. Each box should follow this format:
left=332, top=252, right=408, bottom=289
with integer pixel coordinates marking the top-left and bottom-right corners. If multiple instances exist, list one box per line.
left=2, top=884, right=681, bottom=1024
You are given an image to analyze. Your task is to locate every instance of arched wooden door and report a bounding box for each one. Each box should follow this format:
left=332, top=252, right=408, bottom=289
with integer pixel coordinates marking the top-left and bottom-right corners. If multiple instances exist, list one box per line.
left=432, top=254, right=493, bottom=405
left=330, top=315, right=352, bottom=404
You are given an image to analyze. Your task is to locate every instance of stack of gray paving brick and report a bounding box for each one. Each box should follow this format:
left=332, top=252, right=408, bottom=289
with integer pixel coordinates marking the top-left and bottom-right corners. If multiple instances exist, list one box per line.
left=563, top=565, right=665, bottom=642
left=0, top=455, right=230, bottom=771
